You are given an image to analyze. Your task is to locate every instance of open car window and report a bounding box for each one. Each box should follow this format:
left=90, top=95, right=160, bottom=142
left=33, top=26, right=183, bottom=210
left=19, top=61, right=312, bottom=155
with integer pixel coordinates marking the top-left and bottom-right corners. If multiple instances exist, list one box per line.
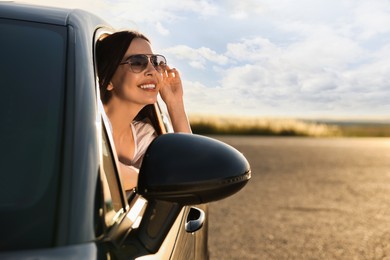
left=100, top=122, right=127, bottom=227
left=93, top=28, right=170, bottom=236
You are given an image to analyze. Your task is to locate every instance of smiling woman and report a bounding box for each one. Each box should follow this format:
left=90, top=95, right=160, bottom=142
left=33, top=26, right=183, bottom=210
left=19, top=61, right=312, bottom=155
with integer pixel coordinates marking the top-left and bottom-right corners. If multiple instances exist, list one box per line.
left=96, top=30, right=192, bottom=190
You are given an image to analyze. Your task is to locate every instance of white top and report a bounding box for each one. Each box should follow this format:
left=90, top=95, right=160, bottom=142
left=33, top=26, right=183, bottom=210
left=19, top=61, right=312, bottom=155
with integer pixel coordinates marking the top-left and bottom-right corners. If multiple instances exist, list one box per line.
left=107, top=119, right=157, bottom=170
left=129, top=120, right=157, bottom=168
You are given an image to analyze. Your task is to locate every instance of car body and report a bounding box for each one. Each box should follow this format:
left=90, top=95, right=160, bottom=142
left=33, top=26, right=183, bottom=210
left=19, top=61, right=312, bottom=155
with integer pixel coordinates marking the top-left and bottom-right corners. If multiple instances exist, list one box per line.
left=0, top=2, right=250, bottom=259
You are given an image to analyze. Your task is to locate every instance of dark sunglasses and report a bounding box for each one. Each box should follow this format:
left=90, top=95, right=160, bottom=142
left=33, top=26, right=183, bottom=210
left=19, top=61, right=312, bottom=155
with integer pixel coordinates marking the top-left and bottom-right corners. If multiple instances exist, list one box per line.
left=120, top=54, right=167, bottom=73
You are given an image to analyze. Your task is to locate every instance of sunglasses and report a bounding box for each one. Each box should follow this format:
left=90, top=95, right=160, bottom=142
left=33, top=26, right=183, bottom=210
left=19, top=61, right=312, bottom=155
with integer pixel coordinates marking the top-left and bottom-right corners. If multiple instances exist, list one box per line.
left=120, top=54, right=167, bottom=73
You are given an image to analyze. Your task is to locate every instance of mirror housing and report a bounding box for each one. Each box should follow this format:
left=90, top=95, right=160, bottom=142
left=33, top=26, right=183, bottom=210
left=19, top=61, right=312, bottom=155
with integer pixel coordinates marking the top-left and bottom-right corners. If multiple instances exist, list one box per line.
left=138, top=133, right=251, bottom=205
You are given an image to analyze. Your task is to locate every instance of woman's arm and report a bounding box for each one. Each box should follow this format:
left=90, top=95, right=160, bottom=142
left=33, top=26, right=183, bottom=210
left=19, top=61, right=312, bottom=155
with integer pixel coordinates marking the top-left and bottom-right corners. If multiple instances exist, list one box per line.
left=159, top=66, right=192, bottom=133
left=118, top=163, right=139, bottom=191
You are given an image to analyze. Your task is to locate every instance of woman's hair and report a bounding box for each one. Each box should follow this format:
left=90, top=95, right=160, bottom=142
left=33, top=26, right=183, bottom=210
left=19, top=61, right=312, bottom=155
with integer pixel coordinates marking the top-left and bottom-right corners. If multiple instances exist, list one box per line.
left=96, top=30, right=162, bottom=135
left=96, top=30, right=150, bottom=104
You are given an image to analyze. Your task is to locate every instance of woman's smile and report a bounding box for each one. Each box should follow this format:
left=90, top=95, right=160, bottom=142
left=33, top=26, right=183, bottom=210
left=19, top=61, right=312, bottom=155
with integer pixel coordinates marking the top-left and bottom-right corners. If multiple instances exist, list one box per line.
left=139, top=83, right=156, bottom=90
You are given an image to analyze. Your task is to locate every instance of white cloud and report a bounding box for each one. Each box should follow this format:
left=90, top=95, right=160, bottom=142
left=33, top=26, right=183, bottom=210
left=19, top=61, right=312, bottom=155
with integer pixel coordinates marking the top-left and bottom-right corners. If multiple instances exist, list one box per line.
left=225, top=0, right=266, bottom=19
left=163, top=45, right=229, bottom=69
left=353, top=1, right=390, bottom=40
left=285, top=28, right=364, bottom=70
left=183, top=81, right=227, bottom=113
left=25, top=0, right=219, bottom=34
left=226, top=37, right=280, bottom=63
left=155, top=22, right=170, bottom=36
left=213, top=25, right=389, bottom=116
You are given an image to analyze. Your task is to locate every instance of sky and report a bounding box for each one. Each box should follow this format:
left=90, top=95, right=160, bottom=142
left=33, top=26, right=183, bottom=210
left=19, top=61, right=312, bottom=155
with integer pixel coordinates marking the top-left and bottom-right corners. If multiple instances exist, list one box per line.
left=22, top=0, right=390, bottom=120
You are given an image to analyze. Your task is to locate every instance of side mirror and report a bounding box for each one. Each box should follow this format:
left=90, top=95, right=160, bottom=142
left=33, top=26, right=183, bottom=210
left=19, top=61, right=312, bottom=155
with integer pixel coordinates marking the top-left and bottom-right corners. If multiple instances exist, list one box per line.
left=138, top=133, right=251, bottom=205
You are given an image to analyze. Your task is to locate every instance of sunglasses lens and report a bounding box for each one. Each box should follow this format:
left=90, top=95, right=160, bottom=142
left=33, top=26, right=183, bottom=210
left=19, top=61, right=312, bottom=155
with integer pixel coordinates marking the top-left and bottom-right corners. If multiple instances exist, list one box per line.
left=124, top=54, right=167, bottom=73
left=151, top=55, right=167, bottom=72
left=129, top=55, right=148, bottom=73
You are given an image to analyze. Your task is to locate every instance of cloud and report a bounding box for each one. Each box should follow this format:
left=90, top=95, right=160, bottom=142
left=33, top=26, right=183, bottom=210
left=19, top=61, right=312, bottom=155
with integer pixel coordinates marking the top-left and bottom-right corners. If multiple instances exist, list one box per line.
left=285, top=27, right=364, bottom=70
left=226, top=37, right=280, bottom=63
left=183, top=81, right=228, bottom=113
left=165, top=10, right=390, bottom=117
left=211, top=28, right=389, bottom=116
left=155, top=22, right=170, bottom=36
left=163, top=45, right=229, bottom=69
left=105, top=0, right=220, bottom=34
left=353, top=1, right=390, bottom=40
left=224, top=0, right=267, bottom=19
left=26, top=0, right=219, bottom=34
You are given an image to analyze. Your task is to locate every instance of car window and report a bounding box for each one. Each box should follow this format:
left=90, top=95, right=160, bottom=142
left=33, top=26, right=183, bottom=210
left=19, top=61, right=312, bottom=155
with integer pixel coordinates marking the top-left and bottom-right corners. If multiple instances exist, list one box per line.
left=0, top=18, right=66, bottom=250
left=101, top=123, right=127, bottom=228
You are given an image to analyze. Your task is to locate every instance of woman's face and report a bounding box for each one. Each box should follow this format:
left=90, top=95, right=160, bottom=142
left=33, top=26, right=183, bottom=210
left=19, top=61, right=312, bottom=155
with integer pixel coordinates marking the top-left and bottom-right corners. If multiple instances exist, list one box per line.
left=109, top=38, right=162, bottom=107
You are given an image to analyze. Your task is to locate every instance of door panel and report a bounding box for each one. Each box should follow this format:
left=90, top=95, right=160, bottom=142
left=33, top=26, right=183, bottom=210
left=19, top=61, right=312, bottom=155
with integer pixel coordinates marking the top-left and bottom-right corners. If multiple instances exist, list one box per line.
left=170, top=204, right=209, bottom=260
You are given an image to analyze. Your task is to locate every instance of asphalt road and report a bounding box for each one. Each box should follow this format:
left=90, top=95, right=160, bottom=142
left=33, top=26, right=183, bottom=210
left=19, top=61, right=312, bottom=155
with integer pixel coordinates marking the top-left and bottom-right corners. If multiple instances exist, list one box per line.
left=207, top=136, right=390, bottom=260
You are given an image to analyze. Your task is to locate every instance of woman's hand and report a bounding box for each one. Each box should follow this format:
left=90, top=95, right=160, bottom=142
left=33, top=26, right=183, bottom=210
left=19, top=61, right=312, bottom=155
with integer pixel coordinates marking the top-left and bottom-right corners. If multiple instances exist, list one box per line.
left=158, top=65, right=192, bottom=133
left=159, top=65, right=184, bottom=104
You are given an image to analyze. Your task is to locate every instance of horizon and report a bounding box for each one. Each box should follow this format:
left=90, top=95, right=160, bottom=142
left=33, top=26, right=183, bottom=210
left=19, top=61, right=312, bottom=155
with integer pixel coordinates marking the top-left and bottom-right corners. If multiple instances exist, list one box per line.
left=188, top=113, right=390, bottom=124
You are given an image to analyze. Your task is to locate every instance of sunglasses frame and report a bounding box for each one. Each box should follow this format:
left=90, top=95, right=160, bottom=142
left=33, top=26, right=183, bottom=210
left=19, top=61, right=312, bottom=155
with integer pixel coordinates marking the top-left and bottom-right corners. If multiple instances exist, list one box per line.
left=120, top=54, right=167, bottom=73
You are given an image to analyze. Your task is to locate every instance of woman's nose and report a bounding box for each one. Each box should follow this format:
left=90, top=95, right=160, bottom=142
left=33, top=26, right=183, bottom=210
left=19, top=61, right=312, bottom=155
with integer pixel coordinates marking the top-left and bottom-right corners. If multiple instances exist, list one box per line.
left=144, top=59, right=158, bottom=75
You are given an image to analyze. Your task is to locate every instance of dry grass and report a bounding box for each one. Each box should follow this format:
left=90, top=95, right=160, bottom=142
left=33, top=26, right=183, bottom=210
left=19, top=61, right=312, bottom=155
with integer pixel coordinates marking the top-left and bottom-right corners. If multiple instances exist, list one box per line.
left=189, top=115, right=342, bottom=137
left=336, top=124, right=390, bottom=137
left=189, top=115, right=390, bottom=137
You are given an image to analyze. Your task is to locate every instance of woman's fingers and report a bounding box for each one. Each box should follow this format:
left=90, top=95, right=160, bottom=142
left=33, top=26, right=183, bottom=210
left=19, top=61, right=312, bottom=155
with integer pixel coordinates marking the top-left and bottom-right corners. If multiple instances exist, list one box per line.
left=162, top=65, right=170, bottom=78
left=160, top=65, right=182, bottom=94
left=167, top=69, right=175, bottom=77
left=164, top=65, right=177, bottom=78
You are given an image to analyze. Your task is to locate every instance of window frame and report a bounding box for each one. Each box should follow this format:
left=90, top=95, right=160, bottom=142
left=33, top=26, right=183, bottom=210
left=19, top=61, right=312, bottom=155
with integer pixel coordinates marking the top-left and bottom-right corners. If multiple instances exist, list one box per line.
left=93, top=27, right=130, bottom=233
left=100, top=116, right=128, bottom=228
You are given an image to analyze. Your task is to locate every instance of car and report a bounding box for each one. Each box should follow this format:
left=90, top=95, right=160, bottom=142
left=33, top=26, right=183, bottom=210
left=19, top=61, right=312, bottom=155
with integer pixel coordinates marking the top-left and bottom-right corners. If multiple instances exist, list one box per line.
left=0, top=2, right=251, bottom=259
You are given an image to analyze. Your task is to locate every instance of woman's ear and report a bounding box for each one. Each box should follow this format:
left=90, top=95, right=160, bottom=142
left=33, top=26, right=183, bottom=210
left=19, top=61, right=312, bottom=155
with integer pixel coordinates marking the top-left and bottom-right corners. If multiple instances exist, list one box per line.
left=107, top=82, right=114, bottom=91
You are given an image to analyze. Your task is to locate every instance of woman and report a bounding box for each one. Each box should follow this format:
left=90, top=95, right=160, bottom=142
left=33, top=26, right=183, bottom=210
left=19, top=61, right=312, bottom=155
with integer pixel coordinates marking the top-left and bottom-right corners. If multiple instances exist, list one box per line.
left=96, top=30, right=191, bottom=190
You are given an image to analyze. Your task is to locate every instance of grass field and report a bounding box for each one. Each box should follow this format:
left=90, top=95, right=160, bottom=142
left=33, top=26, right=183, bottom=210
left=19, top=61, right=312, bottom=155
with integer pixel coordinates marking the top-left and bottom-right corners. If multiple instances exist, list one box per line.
left=189, top=115, right=390, bottom=137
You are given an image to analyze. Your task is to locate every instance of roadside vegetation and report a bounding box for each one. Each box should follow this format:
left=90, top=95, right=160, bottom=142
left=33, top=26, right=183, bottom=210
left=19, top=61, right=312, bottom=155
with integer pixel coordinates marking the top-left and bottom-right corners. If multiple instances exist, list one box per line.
left=189, top=115, right=390, bottom=137
left=329, top=122, right=390, bottom=137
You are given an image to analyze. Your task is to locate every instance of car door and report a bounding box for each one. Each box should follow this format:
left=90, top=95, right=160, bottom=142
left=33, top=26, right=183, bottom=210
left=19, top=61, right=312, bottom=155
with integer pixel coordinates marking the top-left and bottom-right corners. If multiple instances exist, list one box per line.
left=97, top=103, right=208, bottom=259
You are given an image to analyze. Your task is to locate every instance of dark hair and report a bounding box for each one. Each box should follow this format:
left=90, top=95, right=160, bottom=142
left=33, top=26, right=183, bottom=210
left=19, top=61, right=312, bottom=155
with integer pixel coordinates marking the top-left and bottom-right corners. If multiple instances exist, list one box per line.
left=96, top=31, right=162, bottom=135
left=96, top=30, right=149, bottom=104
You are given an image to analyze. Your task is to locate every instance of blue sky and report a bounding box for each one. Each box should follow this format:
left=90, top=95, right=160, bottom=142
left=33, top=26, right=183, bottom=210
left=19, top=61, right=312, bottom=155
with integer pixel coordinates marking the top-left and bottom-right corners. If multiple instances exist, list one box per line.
left=25, top=0, right=390, bottom=120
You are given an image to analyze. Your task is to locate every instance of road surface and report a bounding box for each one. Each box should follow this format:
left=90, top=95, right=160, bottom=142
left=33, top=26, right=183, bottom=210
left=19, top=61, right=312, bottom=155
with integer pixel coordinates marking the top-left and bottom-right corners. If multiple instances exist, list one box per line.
left=208, top=136, right=390, bottom=259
